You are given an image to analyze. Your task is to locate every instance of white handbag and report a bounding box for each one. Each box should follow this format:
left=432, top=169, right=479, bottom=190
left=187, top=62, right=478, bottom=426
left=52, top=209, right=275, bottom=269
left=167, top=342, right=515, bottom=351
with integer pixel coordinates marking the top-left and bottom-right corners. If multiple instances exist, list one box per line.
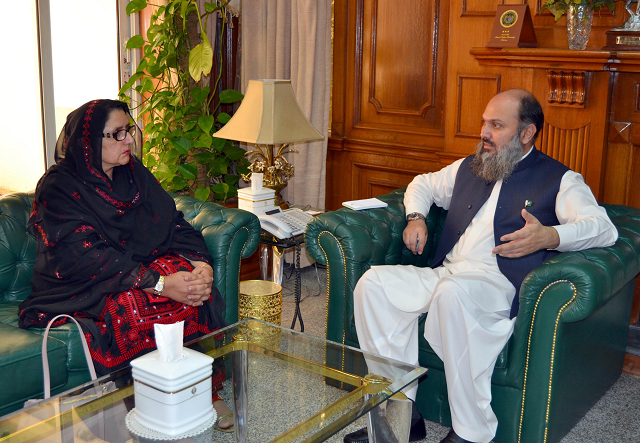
left=18, top=314, right=129, bottom=442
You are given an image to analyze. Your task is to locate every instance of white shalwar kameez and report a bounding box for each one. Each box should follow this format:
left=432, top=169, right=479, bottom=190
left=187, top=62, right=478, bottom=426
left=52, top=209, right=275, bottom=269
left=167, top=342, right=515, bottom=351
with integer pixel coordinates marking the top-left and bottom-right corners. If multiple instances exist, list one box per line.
left=353, top=149, right=618, bottom=443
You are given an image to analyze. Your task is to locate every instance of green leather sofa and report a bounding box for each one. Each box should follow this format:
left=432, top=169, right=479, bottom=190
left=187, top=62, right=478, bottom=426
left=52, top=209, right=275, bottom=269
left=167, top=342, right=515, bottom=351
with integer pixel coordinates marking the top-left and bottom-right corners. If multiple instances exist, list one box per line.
left=305, top=189, right=640, bottom=443
left=0, top=192, right=260, bottom=417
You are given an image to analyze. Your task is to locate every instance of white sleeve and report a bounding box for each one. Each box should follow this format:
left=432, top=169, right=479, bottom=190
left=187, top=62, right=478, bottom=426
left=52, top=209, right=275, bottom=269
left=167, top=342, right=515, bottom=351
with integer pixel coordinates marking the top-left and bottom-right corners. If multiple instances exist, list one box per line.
left=553, top=170, right=618, bottom=252
left=404, top=158, right=463, bottom=217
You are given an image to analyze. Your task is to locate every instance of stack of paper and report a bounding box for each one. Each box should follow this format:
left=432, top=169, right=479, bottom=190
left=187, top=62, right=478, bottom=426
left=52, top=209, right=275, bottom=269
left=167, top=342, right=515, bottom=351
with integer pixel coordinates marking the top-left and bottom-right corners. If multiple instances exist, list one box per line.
left=342, top=198, right=388, bottom=210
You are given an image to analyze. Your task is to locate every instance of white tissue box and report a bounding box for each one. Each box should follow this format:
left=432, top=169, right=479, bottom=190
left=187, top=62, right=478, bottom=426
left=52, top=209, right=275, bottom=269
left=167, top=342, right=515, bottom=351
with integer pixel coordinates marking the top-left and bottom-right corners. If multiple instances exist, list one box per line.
left=238, top=188, right=276, bottom=215
left=131, top=348, right=215, bottom=436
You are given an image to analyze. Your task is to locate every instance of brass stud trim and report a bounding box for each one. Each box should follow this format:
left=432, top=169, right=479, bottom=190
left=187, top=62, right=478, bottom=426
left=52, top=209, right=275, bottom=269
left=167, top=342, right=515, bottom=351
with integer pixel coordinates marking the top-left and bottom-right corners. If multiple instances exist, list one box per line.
left=517, top=279, right=576, bottom=443
left=317, top=230, right=348, bottom=381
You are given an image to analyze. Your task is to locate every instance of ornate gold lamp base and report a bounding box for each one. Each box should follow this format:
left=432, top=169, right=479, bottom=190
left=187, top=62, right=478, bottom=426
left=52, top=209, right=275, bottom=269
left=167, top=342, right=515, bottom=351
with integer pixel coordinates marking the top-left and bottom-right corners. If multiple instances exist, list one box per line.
left=243, top=143, right=296, bottom=208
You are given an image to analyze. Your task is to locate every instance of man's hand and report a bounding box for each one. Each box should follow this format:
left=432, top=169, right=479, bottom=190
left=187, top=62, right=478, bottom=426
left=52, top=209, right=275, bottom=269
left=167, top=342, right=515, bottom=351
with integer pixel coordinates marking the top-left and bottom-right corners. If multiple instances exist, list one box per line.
left=403, top=219, right=428, bottom=255
left=492, top=209, right=560, bottom=258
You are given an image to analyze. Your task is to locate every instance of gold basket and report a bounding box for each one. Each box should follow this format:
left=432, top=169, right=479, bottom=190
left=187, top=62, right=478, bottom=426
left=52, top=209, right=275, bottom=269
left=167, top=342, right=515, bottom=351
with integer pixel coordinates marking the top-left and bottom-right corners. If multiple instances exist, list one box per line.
left=238, top=280, right=283, bottom=325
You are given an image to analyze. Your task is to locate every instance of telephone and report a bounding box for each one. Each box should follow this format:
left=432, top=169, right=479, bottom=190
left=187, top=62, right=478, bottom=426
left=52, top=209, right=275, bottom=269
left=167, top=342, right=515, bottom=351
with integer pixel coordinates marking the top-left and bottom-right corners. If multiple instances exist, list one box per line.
left=258, top=207, right=314, bottom=239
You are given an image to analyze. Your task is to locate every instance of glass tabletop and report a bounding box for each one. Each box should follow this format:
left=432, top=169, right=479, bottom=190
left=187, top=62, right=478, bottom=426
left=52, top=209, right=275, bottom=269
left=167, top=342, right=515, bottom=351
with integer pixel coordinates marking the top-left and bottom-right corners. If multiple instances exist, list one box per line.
left=0, top=319, right=426, bottom=443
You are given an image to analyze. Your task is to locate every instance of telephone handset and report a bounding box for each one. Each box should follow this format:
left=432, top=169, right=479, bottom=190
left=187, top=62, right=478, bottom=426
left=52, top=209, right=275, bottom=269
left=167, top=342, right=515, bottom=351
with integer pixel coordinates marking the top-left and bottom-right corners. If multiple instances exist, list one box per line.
left=258, top=207, right=314, bottom=239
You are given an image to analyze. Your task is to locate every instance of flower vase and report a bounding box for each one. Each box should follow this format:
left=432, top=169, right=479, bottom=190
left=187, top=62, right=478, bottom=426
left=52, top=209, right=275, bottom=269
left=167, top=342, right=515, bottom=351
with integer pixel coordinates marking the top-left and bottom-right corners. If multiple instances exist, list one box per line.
left=566, top=3, right=594, bottom=50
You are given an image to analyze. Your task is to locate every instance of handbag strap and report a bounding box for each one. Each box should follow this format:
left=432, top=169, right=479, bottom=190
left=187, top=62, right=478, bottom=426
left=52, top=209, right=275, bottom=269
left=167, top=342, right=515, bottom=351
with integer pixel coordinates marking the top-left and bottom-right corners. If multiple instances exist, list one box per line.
left=41, top=314, right=98, bottom=399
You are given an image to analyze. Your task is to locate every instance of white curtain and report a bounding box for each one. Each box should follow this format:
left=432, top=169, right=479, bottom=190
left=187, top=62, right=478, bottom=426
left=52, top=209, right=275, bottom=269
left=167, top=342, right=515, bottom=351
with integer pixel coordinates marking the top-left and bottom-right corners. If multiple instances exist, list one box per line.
left=238, top=0, right=332, bottom=210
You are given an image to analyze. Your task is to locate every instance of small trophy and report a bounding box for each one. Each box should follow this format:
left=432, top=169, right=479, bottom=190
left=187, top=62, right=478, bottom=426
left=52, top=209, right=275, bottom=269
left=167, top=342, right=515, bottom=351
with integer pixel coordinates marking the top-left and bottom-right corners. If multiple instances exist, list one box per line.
left=603, top=1, right=640, bottom=51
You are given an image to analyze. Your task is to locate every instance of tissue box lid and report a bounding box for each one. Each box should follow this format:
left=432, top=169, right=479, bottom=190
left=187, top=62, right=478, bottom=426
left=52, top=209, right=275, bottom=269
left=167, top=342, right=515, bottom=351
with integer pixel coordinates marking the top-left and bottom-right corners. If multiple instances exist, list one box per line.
left=131, top=348, right=213, bottom=391
left=238, top=188, right=275, bottom=201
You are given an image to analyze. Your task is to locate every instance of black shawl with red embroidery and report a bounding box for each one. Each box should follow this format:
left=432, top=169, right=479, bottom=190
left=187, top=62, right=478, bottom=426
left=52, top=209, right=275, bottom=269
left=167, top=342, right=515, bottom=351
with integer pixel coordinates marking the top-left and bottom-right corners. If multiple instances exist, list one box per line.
left=19, top=100, right=214, bottom=328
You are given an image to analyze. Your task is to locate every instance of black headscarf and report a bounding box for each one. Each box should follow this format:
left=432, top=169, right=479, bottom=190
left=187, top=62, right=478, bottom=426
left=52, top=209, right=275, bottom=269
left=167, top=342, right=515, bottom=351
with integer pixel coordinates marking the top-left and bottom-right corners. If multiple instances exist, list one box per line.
left=19, top=100, right=214, bottom=327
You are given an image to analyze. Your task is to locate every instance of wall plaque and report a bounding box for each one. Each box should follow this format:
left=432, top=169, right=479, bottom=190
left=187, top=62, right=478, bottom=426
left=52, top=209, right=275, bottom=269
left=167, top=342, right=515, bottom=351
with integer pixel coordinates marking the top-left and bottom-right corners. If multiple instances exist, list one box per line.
left=487, top=5, right=537, bottom=48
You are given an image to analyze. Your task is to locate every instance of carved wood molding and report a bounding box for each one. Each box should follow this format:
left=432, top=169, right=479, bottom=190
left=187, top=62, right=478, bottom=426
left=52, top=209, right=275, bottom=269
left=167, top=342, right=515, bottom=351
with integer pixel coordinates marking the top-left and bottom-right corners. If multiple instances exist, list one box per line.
left=609, top=121, right=632, bottom=144
left=547, top=71, right=588, bottom=107
left=539, top=122, right=590, bottom=176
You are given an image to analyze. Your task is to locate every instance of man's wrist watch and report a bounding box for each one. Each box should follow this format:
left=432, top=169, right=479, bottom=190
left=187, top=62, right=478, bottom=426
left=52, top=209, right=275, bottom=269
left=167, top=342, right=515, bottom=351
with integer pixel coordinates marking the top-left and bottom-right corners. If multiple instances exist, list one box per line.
left=406, top=212, right=426, bottom=222
left=153, top=275, right=165, bottom=296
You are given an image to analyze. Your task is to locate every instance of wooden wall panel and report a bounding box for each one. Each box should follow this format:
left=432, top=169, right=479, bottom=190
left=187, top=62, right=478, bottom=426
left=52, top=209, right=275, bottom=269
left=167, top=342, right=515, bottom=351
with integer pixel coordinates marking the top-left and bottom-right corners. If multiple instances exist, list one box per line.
left=456, top=74, right=501, bottom=138
left=342, top=0, right=449, bottom=148
left=353, top=163, right=418, bottom=198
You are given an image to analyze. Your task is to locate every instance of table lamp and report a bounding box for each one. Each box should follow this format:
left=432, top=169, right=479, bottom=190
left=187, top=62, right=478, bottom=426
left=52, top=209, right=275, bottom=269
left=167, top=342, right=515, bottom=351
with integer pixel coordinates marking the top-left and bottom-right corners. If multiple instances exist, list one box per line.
left=214, top=79, right=324, bottom=206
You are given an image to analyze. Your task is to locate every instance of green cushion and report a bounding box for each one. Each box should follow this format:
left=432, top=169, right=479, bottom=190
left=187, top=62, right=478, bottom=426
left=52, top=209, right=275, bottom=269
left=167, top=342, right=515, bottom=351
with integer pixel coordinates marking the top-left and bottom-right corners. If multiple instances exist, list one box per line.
left=0, top=323, right=67, bottom=416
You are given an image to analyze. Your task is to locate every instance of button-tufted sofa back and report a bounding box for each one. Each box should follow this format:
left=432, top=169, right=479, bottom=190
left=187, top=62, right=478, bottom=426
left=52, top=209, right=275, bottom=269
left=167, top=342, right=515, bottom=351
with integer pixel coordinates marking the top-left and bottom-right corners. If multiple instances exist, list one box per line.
left=0, top=192, right=36, bottom=303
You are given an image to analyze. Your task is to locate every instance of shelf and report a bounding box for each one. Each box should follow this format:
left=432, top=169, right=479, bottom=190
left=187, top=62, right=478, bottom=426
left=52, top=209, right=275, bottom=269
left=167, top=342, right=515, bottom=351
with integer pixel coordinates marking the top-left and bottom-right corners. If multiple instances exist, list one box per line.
left=470, top=47, right=640, bottom=72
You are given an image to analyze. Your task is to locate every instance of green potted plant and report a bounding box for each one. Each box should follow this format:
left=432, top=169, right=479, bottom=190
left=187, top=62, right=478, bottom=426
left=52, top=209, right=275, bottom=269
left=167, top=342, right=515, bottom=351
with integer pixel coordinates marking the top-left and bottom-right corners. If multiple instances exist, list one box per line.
left=119, top=0, right=250, bottom=202
left=543, top=0, right=617, bottom=49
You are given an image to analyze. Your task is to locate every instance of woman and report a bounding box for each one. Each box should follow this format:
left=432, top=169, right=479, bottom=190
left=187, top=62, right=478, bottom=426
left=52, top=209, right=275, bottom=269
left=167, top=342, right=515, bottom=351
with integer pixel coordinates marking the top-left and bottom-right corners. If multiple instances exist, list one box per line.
left=19, top=99, right=233, bottom=431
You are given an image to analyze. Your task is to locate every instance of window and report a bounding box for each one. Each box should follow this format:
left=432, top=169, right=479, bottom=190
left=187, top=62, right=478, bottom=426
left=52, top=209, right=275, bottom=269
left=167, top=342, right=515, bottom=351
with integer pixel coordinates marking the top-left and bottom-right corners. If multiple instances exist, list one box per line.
left=0, top=0, right=131, bottom=193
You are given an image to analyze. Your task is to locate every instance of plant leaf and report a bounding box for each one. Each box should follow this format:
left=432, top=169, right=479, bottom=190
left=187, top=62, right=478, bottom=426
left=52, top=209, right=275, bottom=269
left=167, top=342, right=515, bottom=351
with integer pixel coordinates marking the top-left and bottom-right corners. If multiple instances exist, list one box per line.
left=216, top=112, right=231, bottom=125
left=224, top=174, right=240, bottom=185
left=194, top=133, right=213, bottom=148
left=190, top=86, right=210, bottom=104
left=173, top=137, right=191, bottom=154
left=193, top=152, right=214, bottom=164
left=204, top=2, right=219, bottom=13
left=126, top=0, right=148, bottom=15
left=144, top=154, right=157, bottom=169
left=126, top=35, right=145, bottom=49
left=189, top=34, right=213, bottom=81
left=194, top=186, right=211, bottom=201
left=177, top=162, right=198, bottom=180
left=219, top=89, right=244, bottom=104
left=211, top=183, right=230, bottom=201
left=212, top=156, right=230, bottom=175
left=224, top=145, right=247, bottom=161
left=171, top=176, right=189, bottom=190
left=198, top=115, right=215, bottom=133
left=211, top=136, right=226, bottom=152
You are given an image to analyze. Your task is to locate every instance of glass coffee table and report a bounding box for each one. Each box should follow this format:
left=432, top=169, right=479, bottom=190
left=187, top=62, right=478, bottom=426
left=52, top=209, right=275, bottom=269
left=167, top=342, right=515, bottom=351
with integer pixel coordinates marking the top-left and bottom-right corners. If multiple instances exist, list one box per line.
left=0, top=319, right=426, bottom=442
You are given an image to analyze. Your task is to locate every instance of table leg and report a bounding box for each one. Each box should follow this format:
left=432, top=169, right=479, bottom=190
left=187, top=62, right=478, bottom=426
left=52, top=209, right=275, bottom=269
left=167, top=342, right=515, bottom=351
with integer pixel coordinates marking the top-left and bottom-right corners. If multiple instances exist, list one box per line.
left=366, top=396, right=412, bottom=443
left=290, top=242, right=304, bottom=332
left=272, top=246, right=284, bottom=284
left=259, top=244, right=269, bottom=281
left=231, top=348, right=249, bottom=442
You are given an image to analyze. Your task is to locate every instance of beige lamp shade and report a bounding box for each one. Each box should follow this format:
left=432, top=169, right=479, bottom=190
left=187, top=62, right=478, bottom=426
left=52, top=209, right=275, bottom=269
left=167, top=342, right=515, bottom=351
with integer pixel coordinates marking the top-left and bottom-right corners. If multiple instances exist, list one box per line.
left=214, top=79, right=324, bottom=144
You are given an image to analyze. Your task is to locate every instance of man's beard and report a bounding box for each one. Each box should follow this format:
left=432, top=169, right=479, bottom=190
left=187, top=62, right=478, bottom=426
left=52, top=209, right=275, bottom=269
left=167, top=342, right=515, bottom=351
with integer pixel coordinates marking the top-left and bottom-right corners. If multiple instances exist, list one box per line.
left=470, top=132, right=524, bottom=182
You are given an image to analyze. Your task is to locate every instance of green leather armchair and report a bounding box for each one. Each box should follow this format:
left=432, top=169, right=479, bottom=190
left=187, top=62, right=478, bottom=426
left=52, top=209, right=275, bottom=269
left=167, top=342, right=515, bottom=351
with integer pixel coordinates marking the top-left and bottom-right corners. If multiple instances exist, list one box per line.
left=0, top=192, right=260, bottom=416
left=305, top=189, right=640, bottom=443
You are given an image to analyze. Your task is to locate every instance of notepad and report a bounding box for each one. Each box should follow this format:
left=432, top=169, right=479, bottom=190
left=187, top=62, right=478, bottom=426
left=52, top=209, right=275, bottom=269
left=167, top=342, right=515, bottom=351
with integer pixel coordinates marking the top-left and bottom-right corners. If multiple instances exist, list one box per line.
left=342, top=198, right=388, bottom=210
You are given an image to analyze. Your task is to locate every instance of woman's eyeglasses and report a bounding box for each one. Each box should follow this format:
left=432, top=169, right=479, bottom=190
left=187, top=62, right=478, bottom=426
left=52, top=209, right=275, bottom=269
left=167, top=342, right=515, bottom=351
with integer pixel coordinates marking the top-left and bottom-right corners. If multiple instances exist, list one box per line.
left=102, top=125, right=136, bottom=141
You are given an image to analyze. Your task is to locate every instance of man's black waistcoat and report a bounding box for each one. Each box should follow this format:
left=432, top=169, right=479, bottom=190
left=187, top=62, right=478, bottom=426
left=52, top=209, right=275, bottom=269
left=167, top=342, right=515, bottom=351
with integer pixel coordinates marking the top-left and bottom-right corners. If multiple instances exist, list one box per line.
left=431, top=147, right=569, bottom=318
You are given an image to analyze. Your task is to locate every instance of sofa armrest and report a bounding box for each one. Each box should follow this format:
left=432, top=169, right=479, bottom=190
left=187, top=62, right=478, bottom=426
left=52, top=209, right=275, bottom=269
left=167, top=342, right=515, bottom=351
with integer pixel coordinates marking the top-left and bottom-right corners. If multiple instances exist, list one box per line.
left=305, top=207, right=406, bottom=344
left=173, top=195, right=261, bottom=324
left=495, top=205, right=640, bottom=440
left=510, top=204, right=640, bottom=376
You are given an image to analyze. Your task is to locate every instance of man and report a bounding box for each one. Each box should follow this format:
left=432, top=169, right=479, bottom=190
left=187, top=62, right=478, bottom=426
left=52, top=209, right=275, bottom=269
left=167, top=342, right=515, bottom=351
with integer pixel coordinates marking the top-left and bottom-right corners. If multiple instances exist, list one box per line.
left=343, top=89, right=618, bottom=443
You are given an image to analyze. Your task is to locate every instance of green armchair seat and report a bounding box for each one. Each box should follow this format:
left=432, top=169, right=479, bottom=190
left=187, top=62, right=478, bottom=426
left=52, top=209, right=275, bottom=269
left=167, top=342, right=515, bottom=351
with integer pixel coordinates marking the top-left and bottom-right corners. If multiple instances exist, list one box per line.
left=0, top=192, right=260, bottom=417
left=305, top=188, right=640, bottom=443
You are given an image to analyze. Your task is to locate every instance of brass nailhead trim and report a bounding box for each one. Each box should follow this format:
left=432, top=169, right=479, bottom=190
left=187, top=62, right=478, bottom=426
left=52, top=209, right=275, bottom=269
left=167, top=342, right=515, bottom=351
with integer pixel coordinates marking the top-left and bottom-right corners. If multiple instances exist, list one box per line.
left=231, top=226, right=250, bottom=323
left=518, top=279, right=576, bottom=443
left=317, top=230, right=348, bottom=377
